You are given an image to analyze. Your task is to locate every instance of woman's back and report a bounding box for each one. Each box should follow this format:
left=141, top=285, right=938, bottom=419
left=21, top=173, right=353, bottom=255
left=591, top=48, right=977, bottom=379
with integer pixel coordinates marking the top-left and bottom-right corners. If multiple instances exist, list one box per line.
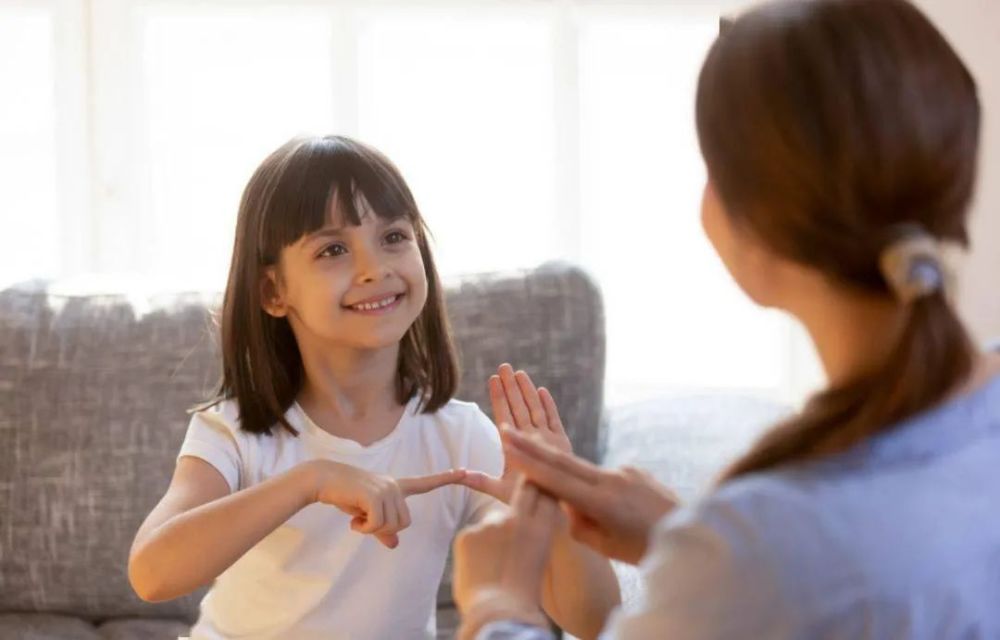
left=615, top=372, right=1000, bottom=639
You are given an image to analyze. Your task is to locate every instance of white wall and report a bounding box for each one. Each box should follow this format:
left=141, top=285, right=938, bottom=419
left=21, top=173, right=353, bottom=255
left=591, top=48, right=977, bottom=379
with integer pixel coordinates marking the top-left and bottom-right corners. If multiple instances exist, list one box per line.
left=916, top=0, right=1000, bottom=343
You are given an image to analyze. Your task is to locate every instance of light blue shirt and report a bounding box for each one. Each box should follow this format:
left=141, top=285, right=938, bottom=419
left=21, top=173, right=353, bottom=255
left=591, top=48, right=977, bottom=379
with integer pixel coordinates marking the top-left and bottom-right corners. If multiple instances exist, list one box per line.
left=481, top=374, right=1000, bottom=639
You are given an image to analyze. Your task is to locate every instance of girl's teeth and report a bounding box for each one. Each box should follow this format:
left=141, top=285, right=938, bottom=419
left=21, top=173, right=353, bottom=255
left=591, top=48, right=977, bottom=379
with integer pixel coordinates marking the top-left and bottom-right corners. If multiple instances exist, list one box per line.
left=355, top=295, right=397, bottom=311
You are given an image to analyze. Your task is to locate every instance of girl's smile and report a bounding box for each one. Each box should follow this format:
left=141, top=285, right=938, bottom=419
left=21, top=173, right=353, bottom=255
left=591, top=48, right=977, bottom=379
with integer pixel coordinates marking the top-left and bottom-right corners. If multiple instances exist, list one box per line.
left=344, top=292, right=406, bottom=315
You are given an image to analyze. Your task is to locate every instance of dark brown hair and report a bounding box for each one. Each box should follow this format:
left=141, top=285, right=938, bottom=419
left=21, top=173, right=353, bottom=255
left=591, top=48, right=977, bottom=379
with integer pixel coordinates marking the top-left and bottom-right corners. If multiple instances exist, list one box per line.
left=201, top=135, right=459, bottom=435
left=696, top=0, right=981, bottom=480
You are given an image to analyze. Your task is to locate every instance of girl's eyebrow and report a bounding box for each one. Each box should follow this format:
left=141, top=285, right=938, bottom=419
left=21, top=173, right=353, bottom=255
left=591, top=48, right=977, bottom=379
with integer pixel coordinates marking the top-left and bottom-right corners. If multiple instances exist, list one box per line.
left=302, top=227, right=345, bottom=246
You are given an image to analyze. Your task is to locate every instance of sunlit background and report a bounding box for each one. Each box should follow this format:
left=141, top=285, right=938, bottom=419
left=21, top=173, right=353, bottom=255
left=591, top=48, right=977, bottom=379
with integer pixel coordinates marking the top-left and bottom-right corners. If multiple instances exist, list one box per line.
left=3, top=0, right=998, bottom=408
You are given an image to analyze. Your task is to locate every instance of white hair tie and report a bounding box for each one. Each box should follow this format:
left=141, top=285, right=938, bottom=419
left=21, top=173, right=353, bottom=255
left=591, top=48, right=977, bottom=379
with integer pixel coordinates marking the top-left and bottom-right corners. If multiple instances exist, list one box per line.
left=878, top=224, right=947, bottom=304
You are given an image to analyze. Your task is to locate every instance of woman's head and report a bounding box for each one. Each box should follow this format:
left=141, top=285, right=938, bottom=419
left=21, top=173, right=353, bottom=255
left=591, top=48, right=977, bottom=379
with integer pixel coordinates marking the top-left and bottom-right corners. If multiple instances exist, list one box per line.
left=695, top=0, right=981, bottom=477
left=698, top=0, right=979, bottom=305
left=214, top=135, right=458, bottom=435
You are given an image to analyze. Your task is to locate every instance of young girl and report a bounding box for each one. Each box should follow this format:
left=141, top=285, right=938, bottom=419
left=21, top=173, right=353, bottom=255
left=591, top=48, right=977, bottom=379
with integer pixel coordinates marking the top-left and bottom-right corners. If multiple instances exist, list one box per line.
left=127, top=135, right=618, bottom=639
left=450, top=0, right=1000, bottom=638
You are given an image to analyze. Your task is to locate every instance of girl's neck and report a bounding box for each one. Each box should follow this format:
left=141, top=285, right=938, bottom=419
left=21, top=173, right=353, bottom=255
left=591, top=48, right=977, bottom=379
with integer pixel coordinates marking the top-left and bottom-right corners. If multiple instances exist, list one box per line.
left=297, top=342, right=401, bottom=421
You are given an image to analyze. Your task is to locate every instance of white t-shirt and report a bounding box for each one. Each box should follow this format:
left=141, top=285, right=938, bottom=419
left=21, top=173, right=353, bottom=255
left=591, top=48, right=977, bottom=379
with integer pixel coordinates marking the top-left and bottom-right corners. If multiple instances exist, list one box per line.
left=177, top=395, right=503, bottom=640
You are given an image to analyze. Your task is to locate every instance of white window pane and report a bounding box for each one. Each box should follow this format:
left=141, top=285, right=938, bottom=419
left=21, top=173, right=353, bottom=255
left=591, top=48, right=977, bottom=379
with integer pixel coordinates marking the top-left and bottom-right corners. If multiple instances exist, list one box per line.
left=580, top=16, right=790, bottom=400
left=0, top=8, right=58, bottom=287
left=142, top=7, right=336, bottom=288
left=358, top=10, right=556, bottom=275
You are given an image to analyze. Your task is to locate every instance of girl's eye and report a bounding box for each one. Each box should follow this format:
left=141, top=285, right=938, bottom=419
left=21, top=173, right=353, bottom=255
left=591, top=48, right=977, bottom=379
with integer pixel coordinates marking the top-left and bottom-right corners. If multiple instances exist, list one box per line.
left=318, top=243, right=347, bottom=258
left=385, top=230, right=408, bottom=245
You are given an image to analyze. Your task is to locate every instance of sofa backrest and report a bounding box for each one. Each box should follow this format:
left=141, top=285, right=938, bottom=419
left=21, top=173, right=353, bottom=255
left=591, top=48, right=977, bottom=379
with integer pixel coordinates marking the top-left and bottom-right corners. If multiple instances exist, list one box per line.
left=0, top=262, right=605, bottom=622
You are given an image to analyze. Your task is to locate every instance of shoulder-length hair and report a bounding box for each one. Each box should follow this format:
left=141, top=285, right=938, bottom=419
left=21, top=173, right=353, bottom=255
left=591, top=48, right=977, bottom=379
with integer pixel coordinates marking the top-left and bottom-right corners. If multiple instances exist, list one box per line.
left=201, top=135, right=459, bottom=435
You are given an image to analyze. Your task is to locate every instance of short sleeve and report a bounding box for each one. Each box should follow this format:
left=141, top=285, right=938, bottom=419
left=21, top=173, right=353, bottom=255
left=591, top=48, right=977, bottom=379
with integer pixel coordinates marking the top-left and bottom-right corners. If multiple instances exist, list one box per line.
left=604, top=489, right=796, bottom=639
left=460, top=406, right=506, bottom=526
left=178, top=405, right=243, bottom=493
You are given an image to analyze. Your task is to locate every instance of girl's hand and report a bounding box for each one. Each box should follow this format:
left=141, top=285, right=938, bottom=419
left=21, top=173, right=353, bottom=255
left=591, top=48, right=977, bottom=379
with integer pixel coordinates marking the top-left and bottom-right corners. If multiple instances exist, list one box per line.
left=461, top=364, right=573, bottom=503
left=309, top=460, right=466, bottom=549
left=453, top=478, right=559, bottom=639
left=502, top=428, right=680, bottom=565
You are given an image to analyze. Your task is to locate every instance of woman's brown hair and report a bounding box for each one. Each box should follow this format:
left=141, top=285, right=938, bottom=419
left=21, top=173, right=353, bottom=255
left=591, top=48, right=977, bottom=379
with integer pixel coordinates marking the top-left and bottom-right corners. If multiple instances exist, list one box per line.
left=696, top=0, right=981, bottom=480
left=201, top=135, right=459, bottom=435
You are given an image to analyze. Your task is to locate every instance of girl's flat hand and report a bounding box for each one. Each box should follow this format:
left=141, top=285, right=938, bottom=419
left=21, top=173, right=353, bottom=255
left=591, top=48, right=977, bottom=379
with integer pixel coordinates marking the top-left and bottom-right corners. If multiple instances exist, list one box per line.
left=310, top=461, right=466, bottom=549
left=453, top=478, right=559, bottom=638
left=501, top=428, right=680, bottom=565
left=462, top=364, right=574, bottom=503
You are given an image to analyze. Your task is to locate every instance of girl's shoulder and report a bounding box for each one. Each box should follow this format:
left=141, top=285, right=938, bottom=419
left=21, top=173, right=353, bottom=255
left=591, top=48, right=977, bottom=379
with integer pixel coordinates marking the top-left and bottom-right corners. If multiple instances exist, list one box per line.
left=190, top=397, right=243, bottom=433
left=188, top=397, right=290, bottom=445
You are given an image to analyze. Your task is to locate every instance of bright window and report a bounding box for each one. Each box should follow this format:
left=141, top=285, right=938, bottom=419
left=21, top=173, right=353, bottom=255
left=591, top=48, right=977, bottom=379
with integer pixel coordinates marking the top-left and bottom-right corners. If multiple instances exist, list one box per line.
left=0, top=0, right=822, bottom=405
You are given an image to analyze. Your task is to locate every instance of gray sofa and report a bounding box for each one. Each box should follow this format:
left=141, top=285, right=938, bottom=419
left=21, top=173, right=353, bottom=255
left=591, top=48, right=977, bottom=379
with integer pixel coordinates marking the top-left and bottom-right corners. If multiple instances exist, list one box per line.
left=0, top=262, right=786, bottom=639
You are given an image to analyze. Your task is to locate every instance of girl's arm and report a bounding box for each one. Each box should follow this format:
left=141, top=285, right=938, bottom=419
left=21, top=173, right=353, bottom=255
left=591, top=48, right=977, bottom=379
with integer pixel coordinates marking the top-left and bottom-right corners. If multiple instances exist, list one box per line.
left=128, top=456, right=320, bottom=602
left=128, top=457, right=464, bottom=602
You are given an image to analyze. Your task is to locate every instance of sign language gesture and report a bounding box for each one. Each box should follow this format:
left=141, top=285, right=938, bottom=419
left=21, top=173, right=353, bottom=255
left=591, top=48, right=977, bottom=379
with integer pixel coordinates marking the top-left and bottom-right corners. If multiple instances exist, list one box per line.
left=503, top=428, right=679, bottom=565
left=461, top=364, right=573, bottom=503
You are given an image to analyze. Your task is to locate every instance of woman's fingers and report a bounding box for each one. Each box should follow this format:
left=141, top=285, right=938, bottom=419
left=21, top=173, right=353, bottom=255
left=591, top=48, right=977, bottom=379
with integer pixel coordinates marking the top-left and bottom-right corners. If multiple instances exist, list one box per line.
left=514, top=370, right=548, bottom=430
left=498, top=363, right=533, bottom=430
left=538, top=387, right=567, bottom=437
left=504, top=438, right=604, bottom=518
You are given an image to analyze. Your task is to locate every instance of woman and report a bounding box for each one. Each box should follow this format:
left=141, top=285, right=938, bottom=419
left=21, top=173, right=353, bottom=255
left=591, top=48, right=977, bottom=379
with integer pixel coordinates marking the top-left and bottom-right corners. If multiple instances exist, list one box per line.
left=453, top=0, right=1000, bottom=638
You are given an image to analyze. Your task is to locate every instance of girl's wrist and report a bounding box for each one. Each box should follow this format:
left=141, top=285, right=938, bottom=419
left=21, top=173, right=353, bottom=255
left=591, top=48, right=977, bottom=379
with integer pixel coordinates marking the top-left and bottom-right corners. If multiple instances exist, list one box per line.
left=297, top=459, right=341, bottom=506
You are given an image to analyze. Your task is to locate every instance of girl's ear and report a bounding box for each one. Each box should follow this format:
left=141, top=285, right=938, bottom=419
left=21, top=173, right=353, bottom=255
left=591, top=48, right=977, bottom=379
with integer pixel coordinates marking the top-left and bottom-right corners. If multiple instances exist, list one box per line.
left=260, top=267, right=288, bottom=318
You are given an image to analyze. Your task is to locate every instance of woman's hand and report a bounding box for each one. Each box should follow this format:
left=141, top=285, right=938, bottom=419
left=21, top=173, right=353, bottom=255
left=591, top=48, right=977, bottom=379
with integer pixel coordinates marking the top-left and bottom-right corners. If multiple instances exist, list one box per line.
left=308, top=460, right=466, bottom=549
left=502, top=429, right=680, bottom=565
left=453, top=478, right=559, bottom=639
left=461, top=364, right=573, bottom=503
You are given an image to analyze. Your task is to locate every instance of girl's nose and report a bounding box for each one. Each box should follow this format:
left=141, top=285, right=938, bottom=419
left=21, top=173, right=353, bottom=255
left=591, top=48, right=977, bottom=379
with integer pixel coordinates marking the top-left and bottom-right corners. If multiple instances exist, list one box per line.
left=354, top=247, right=390, bottom=284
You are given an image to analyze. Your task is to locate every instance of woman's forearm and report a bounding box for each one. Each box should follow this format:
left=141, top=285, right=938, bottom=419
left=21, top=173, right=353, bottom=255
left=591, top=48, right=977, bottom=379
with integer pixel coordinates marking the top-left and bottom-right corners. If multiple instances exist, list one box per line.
left=128, top=462, right=319, bottom=602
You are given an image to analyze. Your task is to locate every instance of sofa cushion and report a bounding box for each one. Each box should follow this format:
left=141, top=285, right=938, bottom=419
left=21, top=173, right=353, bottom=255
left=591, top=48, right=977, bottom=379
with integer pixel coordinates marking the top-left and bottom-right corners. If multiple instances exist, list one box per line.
left=0, top=262, right=605, bottom=623
left=0, top=613, right=101, bottom=639
left=97, top=617, right=191, bottom=640
left=601, top=391, right=789, bottom=611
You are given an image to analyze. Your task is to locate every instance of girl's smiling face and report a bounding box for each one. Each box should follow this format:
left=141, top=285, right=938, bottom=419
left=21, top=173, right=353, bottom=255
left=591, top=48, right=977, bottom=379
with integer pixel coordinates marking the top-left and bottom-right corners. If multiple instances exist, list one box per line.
left=262, top=194, right=429, bottom=352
